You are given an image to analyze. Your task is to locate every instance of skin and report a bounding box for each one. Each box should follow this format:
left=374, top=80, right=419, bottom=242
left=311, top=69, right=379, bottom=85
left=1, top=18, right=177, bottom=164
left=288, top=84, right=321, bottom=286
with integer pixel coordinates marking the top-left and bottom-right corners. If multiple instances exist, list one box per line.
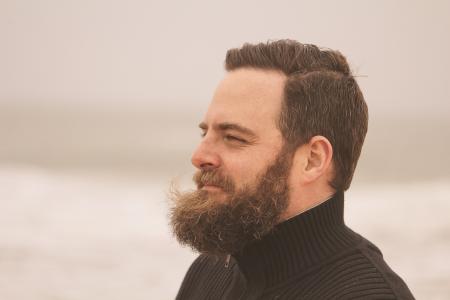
left=191, top=68, right=336, bottom=221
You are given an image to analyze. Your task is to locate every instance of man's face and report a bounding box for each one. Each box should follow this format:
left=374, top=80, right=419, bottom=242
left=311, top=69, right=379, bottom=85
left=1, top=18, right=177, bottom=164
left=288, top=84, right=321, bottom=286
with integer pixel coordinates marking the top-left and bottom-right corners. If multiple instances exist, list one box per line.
left=193, top=68, right=287, bottom=191
left=170, top=68, right=291, bottom=255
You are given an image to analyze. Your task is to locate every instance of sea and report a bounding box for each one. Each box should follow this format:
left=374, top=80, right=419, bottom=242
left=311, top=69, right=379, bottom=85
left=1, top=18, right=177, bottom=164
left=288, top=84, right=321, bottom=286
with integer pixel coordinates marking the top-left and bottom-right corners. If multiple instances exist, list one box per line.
left=0, top=165, right=449, bottom=299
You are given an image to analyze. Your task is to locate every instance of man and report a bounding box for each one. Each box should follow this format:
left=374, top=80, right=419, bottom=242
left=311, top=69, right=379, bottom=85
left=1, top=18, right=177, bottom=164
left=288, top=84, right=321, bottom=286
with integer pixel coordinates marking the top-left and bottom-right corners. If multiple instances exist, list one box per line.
left=169, top=40, right=414, bottom=299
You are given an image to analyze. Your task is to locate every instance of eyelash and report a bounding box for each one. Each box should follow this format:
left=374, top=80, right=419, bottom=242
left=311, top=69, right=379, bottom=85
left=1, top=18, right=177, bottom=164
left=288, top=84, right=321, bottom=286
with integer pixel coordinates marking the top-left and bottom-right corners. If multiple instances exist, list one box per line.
left=224, top=135, right=247, bottom=143
left=200, top=132, right=247, bottom=144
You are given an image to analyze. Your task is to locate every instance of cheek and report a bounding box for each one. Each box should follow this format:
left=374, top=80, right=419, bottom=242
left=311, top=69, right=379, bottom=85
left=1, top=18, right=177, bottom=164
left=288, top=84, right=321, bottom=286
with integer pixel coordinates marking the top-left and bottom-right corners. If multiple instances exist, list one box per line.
left=221, top=139, right=284, bottom=186
left=223, top=156, right=260, bottom=185
left=224, top=154, right=273, bottom=187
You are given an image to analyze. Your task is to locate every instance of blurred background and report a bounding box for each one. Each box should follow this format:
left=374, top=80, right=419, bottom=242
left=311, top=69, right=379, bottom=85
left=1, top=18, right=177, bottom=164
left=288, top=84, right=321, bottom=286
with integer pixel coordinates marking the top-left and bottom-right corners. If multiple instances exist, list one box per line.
left=1, top=0, right=449, bottom=299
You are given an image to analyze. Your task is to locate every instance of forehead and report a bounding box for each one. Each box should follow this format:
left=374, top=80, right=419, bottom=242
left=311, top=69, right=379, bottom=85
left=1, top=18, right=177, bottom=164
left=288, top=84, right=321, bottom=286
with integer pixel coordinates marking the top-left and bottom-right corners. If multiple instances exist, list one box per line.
left=204, top=68, right=286, bottom=135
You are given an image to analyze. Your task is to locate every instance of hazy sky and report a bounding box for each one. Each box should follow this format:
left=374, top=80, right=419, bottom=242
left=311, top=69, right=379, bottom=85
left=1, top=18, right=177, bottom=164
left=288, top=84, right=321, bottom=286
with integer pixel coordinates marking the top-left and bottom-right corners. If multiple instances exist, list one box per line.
left=1, top=0, right=449, bottom=117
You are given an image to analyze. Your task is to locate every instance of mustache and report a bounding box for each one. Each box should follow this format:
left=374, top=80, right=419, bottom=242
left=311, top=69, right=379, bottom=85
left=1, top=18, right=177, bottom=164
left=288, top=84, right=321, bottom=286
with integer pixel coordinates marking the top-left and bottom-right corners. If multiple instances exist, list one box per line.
left=193, top=170, right=235, bottom=193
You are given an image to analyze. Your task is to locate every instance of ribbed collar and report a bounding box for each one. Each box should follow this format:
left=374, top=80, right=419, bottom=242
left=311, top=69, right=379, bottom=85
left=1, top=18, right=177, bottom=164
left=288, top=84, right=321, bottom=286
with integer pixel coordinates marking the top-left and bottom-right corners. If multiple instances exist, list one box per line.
left=233, top=191, right=360, bottom=288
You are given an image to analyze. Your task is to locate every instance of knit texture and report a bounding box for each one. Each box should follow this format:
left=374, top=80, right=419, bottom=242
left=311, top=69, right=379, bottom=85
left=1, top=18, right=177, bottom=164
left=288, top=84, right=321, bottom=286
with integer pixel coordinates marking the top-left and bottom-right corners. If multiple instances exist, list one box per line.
left=176, top=192, right=415, bottom=300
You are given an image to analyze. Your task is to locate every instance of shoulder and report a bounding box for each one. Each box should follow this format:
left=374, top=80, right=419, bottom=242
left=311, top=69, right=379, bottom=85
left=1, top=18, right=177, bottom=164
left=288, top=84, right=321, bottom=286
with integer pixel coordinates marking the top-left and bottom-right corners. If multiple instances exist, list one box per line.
left=356, top=238, right=416, bottom=299
left=176, top=254, right=237, bottom=300
left=183, top=254, right=230, bottom=277
left=178, top=254, right=220, bottom=288
left=270, top=239, right=415, bottom=300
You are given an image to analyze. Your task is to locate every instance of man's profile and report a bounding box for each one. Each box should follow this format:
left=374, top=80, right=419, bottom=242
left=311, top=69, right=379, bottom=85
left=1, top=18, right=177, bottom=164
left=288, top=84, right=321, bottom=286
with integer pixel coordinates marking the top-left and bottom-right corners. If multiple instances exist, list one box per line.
left=169, top=40, right=414, bottom=299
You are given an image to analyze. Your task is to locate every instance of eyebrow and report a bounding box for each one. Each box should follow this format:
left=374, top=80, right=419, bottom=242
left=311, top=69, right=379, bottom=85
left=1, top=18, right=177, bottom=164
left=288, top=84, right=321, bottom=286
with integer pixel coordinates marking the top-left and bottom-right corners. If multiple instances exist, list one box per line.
left=199, top=122, right=258, bottom=138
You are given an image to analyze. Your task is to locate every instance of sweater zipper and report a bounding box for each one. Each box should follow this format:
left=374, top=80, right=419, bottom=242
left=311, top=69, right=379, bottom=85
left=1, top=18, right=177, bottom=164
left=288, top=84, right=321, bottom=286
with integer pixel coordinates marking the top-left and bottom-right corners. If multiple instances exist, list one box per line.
left=224, top=254, right=231, bottom=268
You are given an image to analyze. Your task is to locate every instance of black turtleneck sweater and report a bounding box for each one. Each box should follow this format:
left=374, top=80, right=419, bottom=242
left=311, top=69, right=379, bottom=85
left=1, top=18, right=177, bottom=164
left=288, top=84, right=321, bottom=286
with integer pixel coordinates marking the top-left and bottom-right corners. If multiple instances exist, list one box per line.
left=175, top=192, right=415, bottom=299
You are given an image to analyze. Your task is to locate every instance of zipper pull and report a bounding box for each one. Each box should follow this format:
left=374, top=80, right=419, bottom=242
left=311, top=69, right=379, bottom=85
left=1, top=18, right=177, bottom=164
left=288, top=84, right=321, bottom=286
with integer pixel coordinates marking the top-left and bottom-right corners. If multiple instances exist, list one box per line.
left=224, top=254, right=231, bottom=268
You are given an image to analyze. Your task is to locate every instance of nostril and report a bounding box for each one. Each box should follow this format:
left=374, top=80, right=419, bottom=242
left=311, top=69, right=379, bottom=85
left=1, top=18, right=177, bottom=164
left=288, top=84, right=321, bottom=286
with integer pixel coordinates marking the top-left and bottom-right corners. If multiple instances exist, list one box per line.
left=200, top=163, right=216, bottom=172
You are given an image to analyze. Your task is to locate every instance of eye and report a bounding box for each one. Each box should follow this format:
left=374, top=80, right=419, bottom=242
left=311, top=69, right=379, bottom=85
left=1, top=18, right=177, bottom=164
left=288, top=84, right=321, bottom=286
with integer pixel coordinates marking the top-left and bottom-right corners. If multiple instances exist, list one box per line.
left=200, top=131, right=207, bottom=138
left=224, top=135, right=247, bottom=143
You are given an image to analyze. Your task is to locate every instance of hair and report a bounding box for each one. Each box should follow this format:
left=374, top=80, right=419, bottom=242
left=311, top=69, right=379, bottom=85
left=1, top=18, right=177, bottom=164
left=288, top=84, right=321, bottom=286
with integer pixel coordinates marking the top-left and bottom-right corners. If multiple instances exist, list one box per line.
left=225, top=40, right=368, bottom=191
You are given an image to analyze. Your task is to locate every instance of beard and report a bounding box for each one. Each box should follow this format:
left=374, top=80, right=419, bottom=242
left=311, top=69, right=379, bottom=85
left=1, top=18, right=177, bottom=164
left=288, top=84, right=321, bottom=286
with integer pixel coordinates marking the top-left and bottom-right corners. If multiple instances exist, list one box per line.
left=169, top=147, right=293, bottom=256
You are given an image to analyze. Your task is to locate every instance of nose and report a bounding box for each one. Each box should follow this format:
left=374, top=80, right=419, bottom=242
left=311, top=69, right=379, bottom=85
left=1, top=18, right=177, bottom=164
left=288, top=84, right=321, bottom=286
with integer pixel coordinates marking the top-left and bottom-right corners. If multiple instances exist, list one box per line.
left=191, top=139, right=221, bottom=171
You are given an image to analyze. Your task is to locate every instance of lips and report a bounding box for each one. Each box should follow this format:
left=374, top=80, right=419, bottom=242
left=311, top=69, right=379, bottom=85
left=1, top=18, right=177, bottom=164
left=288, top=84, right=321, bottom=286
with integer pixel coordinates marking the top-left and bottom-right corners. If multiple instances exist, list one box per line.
left=194, top=171, right=233, bottom=193
left=200, top=184, right=222, bottom=191
left=198, top=180, right=221, bottom=189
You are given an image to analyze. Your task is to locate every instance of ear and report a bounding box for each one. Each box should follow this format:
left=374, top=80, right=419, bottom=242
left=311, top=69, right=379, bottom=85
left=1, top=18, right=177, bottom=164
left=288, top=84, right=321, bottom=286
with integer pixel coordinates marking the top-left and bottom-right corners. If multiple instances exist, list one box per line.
left=299, top=136, right=333, bottom=184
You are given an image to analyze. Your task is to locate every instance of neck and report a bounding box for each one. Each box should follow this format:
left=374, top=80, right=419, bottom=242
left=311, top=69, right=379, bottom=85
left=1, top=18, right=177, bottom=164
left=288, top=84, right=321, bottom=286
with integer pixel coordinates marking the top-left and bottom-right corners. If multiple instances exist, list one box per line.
left=283, top=192, right=335, bottom=221
left=233, top=191, right=360, bottom=288
left=281, top=187, right=336, bottom=220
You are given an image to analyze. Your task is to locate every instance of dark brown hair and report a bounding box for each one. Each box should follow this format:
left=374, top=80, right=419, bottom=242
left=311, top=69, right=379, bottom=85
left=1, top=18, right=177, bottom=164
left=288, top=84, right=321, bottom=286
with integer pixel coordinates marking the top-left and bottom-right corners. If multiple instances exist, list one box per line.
left=225, top=40, right=368, bottom=191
